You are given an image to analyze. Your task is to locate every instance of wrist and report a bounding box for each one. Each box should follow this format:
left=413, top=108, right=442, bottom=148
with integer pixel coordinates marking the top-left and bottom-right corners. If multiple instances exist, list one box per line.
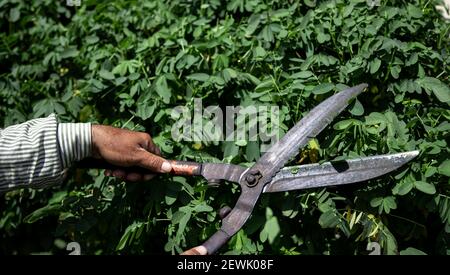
left=91, top=124, right=102, bottom=159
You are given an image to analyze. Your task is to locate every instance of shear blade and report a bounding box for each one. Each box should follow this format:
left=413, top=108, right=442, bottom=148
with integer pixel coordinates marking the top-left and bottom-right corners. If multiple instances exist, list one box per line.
left=249, top=84, right=368, bottom=186
left=263, top=151, right=419, bottom=193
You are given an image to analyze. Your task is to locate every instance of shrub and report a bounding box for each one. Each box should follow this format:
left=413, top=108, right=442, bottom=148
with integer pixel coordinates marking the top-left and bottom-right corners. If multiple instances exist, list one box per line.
left=0, top=0, right=449, bottom=255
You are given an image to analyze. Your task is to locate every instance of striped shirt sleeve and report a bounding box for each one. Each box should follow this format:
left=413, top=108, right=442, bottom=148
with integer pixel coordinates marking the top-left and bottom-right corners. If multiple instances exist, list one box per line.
left=0, top=114, right=92, bottom=193
left=57, top=122, right=92, bottom=169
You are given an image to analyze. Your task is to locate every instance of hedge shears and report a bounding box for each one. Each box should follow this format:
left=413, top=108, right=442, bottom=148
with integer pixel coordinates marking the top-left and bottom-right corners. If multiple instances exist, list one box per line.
left=161, top=83, right=418, bottom=254
left=81, top=83, right=418, bottom=254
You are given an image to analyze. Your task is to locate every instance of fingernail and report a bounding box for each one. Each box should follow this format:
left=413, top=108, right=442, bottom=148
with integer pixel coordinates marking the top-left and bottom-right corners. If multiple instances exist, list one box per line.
left=161, top=161, right=172, bottom=173
left=196, top=246, right=207, bottom=255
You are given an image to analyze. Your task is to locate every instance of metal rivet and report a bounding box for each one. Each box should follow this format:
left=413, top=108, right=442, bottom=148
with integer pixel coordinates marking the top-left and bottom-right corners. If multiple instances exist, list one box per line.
left=245, top=170, right=262, bottom=187
left=219, top=206, right=232, bottom=219
left=246, top=174, right=255, bottom=184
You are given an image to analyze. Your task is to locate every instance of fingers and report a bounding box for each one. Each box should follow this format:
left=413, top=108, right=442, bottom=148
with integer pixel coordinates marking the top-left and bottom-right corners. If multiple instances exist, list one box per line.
left=139, top=133, right=161, bottom=156
left=125, top=172, right=143, bottom=182
left=94, top=126, right=170, bottom=178
left=137, top=150, right=172, bottom=173
left=112, top=169, right=126, bottom=179
left=181, top=246, right=208, bottom=255
left=147, top=140, right=161, bottom=156
left=143, top=174, right=155, bottom=181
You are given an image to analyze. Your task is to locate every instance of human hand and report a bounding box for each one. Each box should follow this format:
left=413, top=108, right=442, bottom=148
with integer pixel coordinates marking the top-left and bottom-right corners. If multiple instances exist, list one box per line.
left=180, top=245, right=208, bottom=255
left=91, top=125, right=172, bottom=181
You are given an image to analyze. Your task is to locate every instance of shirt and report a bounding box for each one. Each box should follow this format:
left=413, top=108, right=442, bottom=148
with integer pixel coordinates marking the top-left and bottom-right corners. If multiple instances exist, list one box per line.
left=0, top=114, right=92, bottom=193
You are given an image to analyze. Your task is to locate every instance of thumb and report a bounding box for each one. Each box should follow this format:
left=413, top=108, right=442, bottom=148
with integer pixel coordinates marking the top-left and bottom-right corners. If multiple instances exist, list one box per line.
left=137, top=150, right=172, bottom=173
left=181, top=246, right=207, bottom=255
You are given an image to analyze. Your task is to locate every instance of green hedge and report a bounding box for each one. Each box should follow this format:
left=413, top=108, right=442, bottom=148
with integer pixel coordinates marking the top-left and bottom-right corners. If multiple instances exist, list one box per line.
left=0, top=0, right=449, bottom=255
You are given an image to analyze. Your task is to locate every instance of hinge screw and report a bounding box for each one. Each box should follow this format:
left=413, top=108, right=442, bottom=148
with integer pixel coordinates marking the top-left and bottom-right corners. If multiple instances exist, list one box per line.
left=245, top=170, right=262, bottom=187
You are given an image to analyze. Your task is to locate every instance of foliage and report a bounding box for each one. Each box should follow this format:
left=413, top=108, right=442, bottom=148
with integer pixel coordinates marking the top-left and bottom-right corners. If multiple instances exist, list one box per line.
left=0, top=0, right=449, bottom=255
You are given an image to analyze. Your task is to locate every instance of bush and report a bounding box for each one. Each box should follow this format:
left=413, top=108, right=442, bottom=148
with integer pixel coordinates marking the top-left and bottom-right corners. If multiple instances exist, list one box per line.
left=0, top=0, right=449, bottom=255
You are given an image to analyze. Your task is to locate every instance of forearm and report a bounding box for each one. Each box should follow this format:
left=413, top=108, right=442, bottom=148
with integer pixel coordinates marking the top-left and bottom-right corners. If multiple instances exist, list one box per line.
left=0, top=114, right=92, bottom=193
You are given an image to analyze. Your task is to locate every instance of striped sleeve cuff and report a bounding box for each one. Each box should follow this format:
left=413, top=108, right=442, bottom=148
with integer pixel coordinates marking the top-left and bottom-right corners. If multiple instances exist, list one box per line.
left=57, top=122, right=92, bottom=168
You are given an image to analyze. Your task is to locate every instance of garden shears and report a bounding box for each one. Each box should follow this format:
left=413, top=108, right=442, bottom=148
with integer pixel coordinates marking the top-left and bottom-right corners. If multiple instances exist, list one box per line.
left=161, top=83, right=419, bottom=254
left=80, top=83, right=418, bottom=254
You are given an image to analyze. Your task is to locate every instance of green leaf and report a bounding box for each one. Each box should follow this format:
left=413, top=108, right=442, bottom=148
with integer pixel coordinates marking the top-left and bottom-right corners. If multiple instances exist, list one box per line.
left=245, top=141, right=260, bottom=161
left=116, top=222, right=144, bottom=250
left=113, top=63, right=127, bottom=76
left=259, top=208, right=280, bottom=244
left=99, top=70, right=115, bottom=80
left=349, top=99, right=364, bottom=116
left=414, top=181, right=436, bottom=195
left=186, top=73, right=210, bottom=82
left=9, top=7, right=20, bottom=22
left=24, top=204, right=61, bottom=223
left=290, top=71, right=314, bottom=79
left=235, top=140, right=247, bottom=146
left=394, top=180, right=414, bottom=196
left=86, top=35, right=99, bottom=44
left=369, top=58, right=381, bottom=74
left=318, top=210, right=339, bottom=228
left=334, top=119, right=354, bottom=130
left=304, top=0, right=316, bottom=8
left=255, top=79, right=273, bottom=93
left=115, top=76, right=127, bottom=86
left=382, top=196, right=397, bottom=214
left=193, top=203, right=213, bottom=213
left=438, top=160, right=450, bottom=177
left=265, top=216, right=280, bottom=244
left=48, top=191, right=68, bottom=204
left=390, top=65, right=401, bottom=79
left=222, top=68, right=238, bottom=82
left=312, top=83, right=334, bottom=95
left=317, top=32, right=330, bottom=43
left=136, top=102, right=155, bottom=120
left=400, top=247, right=427, bottom=255
left=407, top=5, right=423, bottom=19
left=176, top=209, right=192, bottom=238
left=417, top=77, right=450, bottom=103
left=155, top=76, right=171, bottom=104
left=246, top=14, right=261, bottom=36
left=253, top=46, right=267, bottom=58
left=370, top=197, right=383, bottom=207
left=60, top=47, right=79, bottom=59
left=165, top=189, right=178, bottom=205
left=116, top=227, right=131, bottom=250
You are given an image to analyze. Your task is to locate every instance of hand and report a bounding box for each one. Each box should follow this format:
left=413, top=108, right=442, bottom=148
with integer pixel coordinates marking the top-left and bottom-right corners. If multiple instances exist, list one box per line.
left=92, top=125, right=172, bottom=181
left=181, top=246, right=207, bottom=255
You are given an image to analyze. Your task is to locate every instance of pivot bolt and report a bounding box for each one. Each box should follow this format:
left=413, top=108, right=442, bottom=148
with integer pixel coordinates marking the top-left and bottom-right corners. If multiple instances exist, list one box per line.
left=245, top=170, right=262, bottom=187
left=245, top=174, right=255, bottom=185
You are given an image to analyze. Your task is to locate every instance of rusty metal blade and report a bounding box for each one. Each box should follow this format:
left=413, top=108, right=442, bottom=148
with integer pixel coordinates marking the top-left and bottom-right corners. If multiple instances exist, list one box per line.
left=249, top=83, right=368, bottom=186
left=263, top=151, right=419, bottom=193
left=203, top=84, right=368, bottom=254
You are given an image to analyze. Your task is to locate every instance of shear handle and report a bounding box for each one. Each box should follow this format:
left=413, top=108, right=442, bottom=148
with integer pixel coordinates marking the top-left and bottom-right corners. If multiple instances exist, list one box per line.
left=78, top=158, right=202, bottom=176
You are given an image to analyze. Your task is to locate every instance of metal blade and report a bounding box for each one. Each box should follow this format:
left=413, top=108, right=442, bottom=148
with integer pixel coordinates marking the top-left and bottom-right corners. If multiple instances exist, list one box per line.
left=206, top=84, right=368, bottom=254
left=263, top=151, right=419, bottom=193
left=248, top=83, right=368, bottom=185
